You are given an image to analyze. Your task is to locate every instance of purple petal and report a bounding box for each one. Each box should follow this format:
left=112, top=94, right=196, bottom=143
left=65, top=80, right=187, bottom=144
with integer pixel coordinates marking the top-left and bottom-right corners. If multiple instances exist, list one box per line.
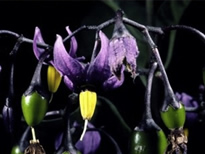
left=55, top=132, right=63, bottom=151
left=75, top=122, right=101, bottom=154
left=175, top=92, right=199, bottom=126
left=87, top=31, right=111, bottom=84
left=123, top=36, right=139, bottom=78
left=53, top=34, right=84, bottom=91
left=33, top=27, right=45, bottom=60
left=65, top=26, right=78, bottom=58
left=109, top=37, right=126, bottom=79
left=63, top=76, right=74, bottom=91
left=103, top=66, right=125, bottom=90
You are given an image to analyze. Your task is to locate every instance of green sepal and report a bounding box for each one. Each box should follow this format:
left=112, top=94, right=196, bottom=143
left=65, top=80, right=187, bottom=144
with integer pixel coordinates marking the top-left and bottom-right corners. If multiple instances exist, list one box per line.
left=11, top=145, right=24, bottom=154
left=160, top=102, right=186, bottom=129
left=129, top=128, right=167, bottom=154
left=21, top=91, right=48, bottom=126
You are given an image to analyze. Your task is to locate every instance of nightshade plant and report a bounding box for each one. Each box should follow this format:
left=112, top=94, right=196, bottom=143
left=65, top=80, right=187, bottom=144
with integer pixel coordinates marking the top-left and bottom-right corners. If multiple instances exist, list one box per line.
left=1, top=5, right=205, bottom=154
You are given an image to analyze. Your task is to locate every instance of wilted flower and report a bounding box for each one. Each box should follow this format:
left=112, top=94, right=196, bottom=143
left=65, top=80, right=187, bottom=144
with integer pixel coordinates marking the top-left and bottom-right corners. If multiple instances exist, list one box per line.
left=24, top=140, right=46, bottom=154
left=109, top=11, right=139, bottom=79
left=53, top=28, right=124, bottom=92
left=175, top=92, right=199, bottom=126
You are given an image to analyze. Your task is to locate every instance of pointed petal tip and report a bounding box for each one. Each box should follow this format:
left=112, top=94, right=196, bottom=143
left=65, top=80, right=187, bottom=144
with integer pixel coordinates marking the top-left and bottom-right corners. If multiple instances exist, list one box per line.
left=35, top=26, right=40, bottom=31
left=55, top=34, right=62, bottom=41
left=65, top=25, right=70, bottom=31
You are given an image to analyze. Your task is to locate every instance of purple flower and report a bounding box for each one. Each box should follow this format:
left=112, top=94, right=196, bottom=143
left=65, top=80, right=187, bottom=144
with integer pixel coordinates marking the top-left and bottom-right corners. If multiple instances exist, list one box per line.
left=54, top=122, right=101, bottom=154
left=176, top=92, right=199, bottom=126
left=53, top=28, right=124, bottom=92
left=109, top=15, right=139, bottom=79
left=75, top=122, right=101, bottom=154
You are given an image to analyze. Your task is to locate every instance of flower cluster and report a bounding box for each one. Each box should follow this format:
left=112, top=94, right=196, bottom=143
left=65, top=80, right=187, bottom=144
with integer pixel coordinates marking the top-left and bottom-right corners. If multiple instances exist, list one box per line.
left=1, top=8, right=205, bottom=154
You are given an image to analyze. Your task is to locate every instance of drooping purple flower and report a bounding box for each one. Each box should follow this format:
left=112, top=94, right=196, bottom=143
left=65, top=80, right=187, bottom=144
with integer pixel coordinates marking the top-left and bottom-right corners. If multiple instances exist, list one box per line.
left=74, top=122, right=101, bottom=154
left=176, top=92, right=199, bottom=126
left=109, top=12, right=139, bottom=80
left=54, top=122, right=101, bottom=154
left=53, top=29, right=124, bottom=92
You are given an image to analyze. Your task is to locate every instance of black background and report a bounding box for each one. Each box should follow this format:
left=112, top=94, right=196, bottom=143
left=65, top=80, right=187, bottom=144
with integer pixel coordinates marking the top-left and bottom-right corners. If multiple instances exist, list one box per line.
left=0, top=1, right=205, bottom=154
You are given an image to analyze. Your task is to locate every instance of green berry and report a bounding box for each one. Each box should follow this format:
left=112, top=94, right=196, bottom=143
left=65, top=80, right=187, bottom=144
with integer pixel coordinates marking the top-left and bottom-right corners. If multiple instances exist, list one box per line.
left=160, top=102, right=186, bottom=129
left=21, top=91, right=48, bottom=126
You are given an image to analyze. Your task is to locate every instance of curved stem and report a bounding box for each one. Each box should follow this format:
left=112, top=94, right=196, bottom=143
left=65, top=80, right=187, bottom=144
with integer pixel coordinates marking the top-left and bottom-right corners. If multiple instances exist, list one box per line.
left=0, top=30, right=51, bottom=49
left=144, top=62, right=158, bottom=120
left=63, top=18, right=115, bottom=43
left=124, top=17, right=179, bottom=109
left=24, top=50, right=50, bottom=96
left=162, top=25, right=205, bottom=44
left=0, top=30, right=19, bottom=37
left=64, top=113, right=77, bottom=153
left=8, top=36, right=23, bottom=101
left=19, top=126, right=30, bottom=151
left=144, top=29, right=179, bottom=109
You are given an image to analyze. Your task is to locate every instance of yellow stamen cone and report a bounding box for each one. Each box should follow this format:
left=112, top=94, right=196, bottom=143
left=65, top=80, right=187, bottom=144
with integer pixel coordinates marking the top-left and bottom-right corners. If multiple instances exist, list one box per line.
left=47, top=65, right=62, bottom=93
left=79, top=90, right=97, bottom=120
left=79, top=90, right=97, bottom=140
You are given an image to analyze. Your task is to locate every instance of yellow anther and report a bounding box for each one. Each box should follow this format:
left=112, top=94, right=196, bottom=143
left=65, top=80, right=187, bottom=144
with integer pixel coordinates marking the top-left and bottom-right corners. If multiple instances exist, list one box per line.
left=79, top=89, right=97, bottom=120
left=47, top=65, right=62, bottom=93
left=79, top=89, right=97, bottom=140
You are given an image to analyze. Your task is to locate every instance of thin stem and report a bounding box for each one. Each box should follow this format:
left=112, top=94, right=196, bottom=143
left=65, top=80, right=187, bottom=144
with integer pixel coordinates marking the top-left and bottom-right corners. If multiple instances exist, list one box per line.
left=90, top=31, right=100, bottom=61
left=122, top=17, right=179, bottom=109
left=64, top=112, right=77, bottom=153
left=144, top=62, right=158, bottom=119
left=63, top=18, right=115, bottom=43
left=63, top=25, right=86, bottom=43
left=162, top=25, right=205, bottom=44
left=0, top=30, right=51, bottom=49
left=143, top=29, right=179, bottom=109
left=31, top=50, right=49, bottom=86
left=122, top=17, right=146, bottom=31
left=31, top=127, right=37, bottom=142
left=19, top=126, right=30, bottom=151
left=8, top=36, right=23, bottom=100
left=0, top=30, right=19, bottom=37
